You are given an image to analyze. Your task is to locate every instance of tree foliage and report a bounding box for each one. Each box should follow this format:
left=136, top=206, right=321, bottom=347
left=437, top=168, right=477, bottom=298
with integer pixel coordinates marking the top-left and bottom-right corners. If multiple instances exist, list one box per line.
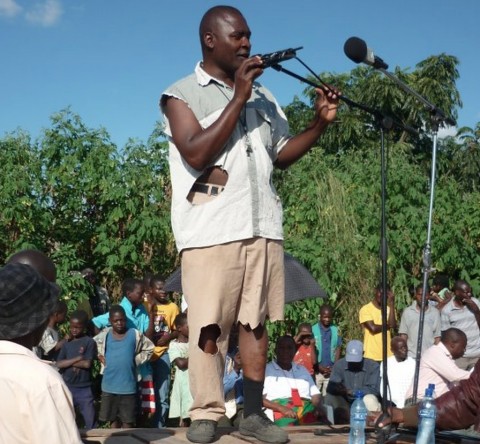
left=1, top=54, right=479, bottom=347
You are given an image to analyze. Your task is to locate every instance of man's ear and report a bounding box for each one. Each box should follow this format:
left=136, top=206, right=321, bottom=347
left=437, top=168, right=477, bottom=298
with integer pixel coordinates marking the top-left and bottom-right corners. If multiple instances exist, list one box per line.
left=203, top=31, right=215, bottom=50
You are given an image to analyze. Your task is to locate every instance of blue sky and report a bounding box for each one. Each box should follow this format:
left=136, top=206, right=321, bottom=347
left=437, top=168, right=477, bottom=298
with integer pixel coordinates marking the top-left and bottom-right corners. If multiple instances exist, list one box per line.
left=1, top=0, right=479, bottom=148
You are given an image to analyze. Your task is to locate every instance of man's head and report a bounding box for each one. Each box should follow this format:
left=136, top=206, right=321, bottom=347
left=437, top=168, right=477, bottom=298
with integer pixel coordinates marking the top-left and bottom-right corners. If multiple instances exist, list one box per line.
left=7, top=249, right=56, bottom=283
left=69, top=310, right=88, bottom=339
left=319, top=304, right=333, bottom=328
left=453, top=280, right=473, bottom=305
left=275, top=335, right=296, bottom=367
left=374, top=284, right=391, bottom=306
left=122, top=278, right=144, bottom=307
left=0, top=262, right=60, bottom=347
left=414, top=284, right=430, bottom=307
left=199, top=6, right=252, bottom=78
left=345, top=340, right=364, bottom=370
left=441, top=328, right=467, bottom=360
left=109, top=305, right=127, bottom=335
left=391, top=336, right=408, bottom=362
left=150, top=275, right=168, bottom=304
left=81, top=268, right=97, bottom=286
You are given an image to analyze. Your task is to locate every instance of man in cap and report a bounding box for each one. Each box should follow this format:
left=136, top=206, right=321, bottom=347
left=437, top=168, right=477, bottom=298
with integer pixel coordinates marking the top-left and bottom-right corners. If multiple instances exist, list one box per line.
left=325, top=339, right=381, bottom=423
left=0, top=262, right=82, bottom=444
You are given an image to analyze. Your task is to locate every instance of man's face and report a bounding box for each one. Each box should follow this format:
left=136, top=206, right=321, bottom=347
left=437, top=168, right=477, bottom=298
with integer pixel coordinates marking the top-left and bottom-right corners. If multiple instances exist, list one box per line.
left=151, top=281, right=168, bottom=304
left=70, top=319, right=85, bottom=338
left=447, top=338, right=466, bottom=360
left=391, top=338, right=408, bottom=361
left=275, top=338, right=296, bottom=366
left=455, top=283, right=472, bottom=304
left=110, top=312, right=127, bottom=334
left=207, top=11, right=251, bottom=74
left=319, top=309, right=332, bottom=327
left=127, top=284, right=144, bottom=306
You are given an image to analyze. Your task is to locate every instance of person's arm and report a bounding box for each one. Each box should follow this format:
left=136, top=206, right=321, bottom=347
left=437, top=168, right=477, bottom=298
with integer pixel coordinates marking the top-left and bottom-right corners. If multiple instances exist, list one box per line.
left=173, top=357, right=188, bottom=370
left=400, top=333, right=408, bottom=341
left=387, top=290, right=397, bottom=329
left=56, top=355, right=86, bottom=369
left=163, top=57, right=263, bottom=171
left=262, top=397, right=298, bottom=419
left=361, top=361, right=381, bottom=397
left=156, top=330, right=179, bottom=347
left=274, top=87, right=339, bottom=169
left=333, top=334, right=342, bottom=362
left=464, top=298, right=480, bottom=329
left=325, top=362, right=349, bottom=397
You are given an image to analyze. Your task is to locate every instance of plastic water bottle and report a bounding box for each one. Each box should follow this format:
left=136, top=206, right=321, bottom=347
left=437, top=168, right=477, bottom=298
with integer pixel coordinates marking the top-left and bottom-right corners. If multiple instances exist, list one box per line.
left=349, top=390, right=368, bottom=444
left=416, top=384, right=437, bottom=444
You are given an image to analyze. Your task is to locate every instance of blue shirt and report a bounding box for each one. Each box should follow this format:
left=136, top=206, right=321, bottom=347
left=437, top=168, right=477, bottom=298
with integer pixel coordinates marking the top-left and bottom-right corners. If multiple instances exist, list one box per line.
left=92, top=297, right=150, bottom=333
left=101, top=328, right=137, bottom=394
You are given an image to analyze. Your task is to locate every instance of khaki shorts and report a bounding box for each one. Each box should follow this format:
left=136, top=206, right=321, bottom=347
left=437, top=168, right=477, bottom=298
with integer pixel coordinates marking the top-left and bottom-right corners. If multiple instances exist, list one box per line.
left=182, top=237, right=285, bottom=332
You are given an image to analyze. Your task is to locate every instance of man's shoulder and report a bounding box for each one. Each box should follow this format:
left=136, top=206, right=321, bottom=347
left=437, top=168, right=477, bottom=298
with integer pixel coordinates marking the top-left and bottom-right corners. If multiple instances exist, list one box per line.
left=363, top=358, right=380, bottom=369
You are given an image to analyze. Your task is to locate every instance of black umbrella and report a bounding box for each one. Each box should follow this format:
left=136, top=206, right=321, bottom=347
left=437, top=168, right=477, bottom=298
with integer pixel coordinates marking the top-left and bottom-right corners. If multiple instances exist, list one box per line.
left=164, top=252, right=327, bottom=303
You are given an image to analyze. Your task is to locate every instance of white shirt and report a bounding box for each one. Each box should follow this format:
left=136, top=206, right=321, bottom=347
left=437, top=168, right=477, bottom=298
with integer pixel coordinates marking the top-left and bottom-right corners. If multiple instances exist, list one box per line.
left=380, top=355, right=416, bottom=407
left=162, top=63, right=291, bottom=252
left=263, top=361, right=320, bottom=420
left=405, top=341, right=471, bottom=400
left=0, top=340, right=82, bottom=444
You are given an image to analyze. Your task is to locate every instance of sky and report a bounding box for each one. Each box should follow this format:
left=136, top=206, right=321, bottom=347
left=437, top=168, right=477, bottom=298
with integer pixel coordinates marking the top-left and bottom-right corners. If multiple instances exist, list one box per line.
left=1, top=0, right=479, bottom=148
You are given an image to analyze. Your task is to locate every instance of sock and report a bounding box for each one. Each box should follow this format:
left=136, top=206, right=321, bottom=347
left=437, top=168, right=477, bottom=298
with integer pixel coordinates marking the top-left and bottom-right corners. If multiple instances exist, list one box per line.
left=242, top=377, right=264, bottom=418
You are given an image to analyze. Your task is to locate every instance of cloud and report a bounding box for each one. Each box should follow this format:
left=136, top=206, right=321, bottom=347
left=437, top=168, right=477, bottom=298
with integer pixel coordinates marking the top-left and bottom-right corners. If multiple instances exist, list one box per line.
left=0, top=0, right=22, bottom=17
left=25, top=0, right=62, bottom=27
left=438, top=125, right=457, bottom=139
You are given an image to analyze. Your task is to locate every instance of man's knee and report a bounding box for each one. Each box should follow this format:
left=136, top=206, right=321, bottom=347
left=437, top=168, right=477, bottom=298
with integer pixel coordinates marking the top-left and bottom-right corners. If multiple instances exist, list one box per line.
left=198, top=324, right=221, bottom=354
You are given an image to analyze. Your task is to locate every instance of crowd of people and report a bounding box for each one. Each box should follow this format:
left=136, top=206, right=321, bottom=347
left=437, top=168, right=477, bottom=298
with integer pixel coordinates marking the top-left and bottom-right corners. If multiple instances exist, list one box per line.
left=2, top=247, right=480, bottom=444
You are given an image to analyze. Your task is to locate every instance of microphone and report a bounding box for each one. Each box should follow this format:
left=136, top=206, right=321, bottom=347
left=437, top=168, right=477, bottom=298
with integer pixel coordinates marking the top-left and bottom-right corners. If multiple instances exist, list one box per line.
left=257, top=47, right=303, bottom=68
left=344, top=37, right=388, bottom=70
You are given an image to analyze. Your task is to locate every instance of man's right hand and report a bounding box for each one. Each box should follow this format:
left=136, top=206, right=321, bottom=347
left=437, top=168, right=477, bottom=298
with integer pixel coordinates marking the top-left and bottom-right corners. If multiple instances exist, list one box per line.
left=233, top=56, right=263, bottom=103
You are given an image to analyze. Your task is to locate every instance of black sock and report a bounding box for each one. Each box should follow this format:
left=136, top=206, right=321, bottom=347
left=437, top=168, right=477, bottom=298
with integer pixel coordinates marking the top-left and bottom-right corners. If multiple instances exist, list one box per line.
left=242, top=377, right=264, bottom=418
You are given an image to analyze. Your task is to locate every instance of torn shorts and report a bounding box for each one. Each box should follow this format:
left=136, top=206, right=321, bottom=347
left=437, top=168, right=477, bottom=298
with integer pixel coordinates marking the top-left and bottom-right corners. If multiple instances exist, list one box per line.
left=182, top=236, right=285, bottom=421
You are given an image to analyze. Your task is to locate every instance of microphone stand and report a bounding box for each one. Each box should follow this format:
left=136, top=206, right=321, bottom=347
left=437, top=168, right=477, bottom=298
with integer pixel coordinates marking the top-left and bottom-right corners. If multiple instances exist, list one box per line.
left=269, top=59, right=418, bottom=444
left=374, top=68, right=455, bottom=404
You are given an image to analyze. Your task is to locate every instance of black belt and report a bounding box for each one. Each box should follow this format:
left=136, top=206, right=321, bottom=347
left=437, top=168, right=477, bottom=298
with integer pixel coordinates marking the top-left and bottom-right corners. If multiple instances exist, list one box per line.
left=191, top=183, right=225, bottom=196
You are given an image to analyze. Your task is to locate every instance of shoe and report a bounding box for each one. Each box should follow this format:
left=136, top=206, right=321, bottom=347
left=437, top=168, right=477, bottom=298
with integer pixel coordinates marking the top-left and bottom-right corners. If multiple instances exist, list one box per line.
left=239, top=413, right=289, bottom=443
left=186, top=419, right=217, bottom=443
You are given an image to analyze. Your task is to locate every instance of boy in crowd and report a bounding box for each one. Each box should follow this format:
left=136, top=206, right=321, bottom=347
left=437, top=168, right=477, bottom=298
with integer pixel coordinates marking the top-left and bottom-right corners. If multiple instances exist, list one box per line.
left=149, top=275, right=180, bottom=427
left=94, top=305, right=154, bottom=428
left=312, top=305, right=342, bottom=395
left=293, top=323, right=317, bottom=380
left=359, top=285, right=396, bottom=362
left=399, top=284, right=441, bottom=358
left=37, top=299, right=69, bottom=361
left=56, top=310, right=97, bottom=429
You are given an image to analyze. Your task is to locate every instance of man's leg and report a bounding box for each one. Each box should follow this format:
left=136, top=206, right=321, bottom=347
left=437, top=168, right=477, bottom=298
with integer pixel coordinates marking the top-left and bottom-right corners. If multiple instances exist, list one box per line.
left=238, top=323, right=288, bottom=443
left=152, top=352, right=171, bottom=427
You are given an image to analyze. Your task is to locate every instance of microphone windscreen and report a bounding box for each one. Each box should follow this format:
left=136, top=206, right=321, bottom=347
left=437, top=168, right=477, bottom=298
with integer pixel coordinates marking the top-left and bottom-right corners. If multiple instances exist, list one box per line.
left=344, top=37, right=367, bottom=64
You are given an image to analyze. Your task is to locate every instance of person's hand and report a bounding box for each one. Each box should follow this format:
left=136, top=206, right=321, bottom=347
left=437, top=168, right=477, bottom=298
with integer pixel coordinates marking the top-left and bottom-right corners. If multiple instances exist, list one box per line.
left=387, top=290, right=395, bottom=305
left=369, top=407, right=404, bottom=428
left=233, top=56, right=264, bottom=103
left=98, top=355, right=106, bottom=366
left=277, top=405, right=298, bottom=419
left=463, top=297, right=480, bottom=312
left=314, top=86, right=340, bottom=124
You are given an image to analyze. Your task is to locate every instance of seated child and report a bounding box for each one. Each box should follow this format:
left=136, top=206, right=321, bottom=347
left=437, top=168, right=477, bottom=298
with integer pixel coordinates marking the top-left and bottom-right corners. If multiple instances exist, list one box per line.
left=56, top=309, right=97, bottom=429
left=168, top=313, right=192, bottom=427
left=37, top=300, right=69, bottom=361
left=94, top=305, right=154, bottom=428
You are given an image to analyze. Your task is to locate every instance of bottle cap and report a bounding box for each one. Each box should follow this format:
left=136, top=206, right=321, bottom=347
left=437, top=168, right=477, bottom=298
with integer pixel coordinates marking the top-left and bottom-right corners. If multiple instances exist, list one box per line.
left=354, top=390, right=364, bottom=399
